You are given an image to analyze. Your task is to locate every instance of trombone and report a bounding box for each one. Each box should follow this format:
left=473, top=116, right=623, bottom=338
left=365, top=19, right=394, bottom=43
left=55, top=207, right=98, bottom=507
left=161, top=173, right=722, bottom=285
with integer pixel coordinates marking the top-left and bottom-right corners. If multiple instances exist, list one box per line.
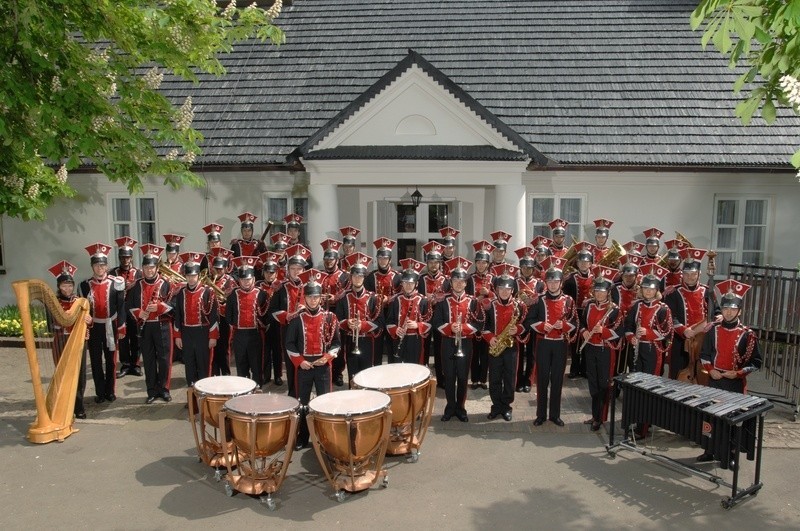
left=157, top=261, right=186, bottom=283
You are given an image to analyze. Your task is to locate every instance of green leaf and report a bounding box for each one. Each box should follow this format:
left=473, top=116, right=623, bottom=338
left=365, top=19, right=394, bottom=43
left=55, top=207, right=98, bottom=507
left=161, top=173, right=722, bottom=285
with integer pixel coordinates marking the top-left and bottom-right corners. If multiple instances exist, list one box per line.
left=791, top=149, right=800, bottom=169
left=762, top=98, right=777, bottom=124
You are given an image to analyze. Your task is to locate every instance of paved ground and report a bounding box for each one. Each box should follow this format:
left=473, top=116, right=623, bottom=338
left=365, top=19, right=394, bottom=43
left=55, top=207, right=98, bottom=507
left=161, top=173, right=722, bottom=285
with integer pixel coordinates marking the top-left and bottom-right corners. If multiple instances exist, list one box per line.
left=1, top=346, right=799, bottom=529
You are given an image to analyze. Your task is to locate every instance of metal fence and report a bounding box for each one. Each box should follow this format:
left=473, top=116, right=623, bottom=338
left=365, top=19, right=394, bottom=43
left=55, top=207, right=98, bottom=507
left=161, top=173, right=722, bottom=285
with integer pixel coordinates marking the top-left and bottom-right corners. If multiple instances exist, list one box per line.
left=729, top=263, right=800, bottom=419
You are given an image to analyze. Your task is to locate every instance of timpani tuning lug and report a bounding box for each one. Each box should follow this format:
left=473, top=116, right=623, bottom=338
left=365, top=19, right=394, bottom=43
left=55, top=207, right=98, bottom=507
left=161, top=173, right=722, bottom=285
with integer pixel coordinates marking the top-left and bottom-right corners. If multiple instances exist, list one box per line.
left=408, top=450, right=419, bottom=463
left=381, top=475, right=389, bottom=488
left=260, top=494, right=277, bottom=511
left=335, top=490, right=347, bottom=503
left=214, top=468, right=225, bottom=482
left=224, top=481, right=234, bottom=497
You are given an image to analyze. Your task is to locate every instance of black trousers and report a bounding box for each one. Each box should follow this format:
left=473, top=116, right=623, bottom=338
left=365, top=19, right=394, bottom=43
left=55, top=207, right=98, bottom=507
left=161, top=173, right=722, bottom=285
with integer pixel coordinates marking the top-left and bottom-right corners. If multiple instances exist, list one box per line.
left=393, top=332, right=425, bottom=365
left=489, top=347, right=517, bottom=414
left=426, top=332, right=444, bottom=383
left=211, top=317, right=231, bottom=376
left=441, top=339, right=470, bottom=417
left=53, top=331, right=87, bottom=414
left=516, top=336, right=535, bottom=389
left=118, top=314, right=140, bottom=369
left=232, top=328, right=264, bottom=386
left=181, top=326, right=210, bottom=387
left=535, top=338, right=568, bottom=420
left=87, top=323, right=117, bottom=399
left=585, top=344, right=611, bottom=422
left=296, top=363, right=331, bottom=446
left=140, top=321, right=172, bottom=398
left=568, top=337, right=585, bottom=376
left=471, top=338, right=489, bottom=384
left=668, top=339, right=689, bottom=379
left=344, top=335, right=375, bottom=382
left=263, top=324, right=283, bottom=382
left=633, top=342, right=662, bottom=376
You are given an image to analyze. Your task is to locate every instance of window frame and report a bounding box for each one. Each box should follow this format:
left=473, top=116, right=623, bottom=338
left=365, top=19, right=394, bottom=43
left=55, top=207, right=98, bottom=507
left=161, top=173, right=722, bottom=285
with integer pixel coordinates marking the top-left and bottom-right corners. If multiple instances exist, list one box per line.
left=529, top=193, right=587, bottom=243
left=108, top=193, right=158, bottom=245
left=263, top=192, right=309, bottom=242
left=712, top=195, right=771, bottom=276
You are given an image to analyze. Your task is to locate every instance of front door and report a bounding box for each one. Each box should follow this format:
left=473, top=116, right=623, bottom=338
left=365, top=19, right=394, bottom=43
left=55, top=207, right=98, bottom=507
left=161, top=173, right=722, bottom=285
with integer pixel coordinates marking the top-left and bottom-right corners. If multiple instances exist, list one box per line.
left=370, top=200, right=459, bottom=265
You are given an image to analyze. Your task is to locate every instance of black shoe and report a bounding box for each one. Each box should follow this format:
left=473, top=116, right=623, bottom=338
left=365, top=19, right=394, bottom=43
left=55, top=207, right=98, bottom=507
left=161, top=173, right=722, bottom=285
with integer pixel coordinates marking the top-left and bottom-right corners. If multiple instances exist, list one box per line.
left=94, top=396, right=105, bottom=404
left=440, top=414, right=452, bottom=422
left=515, top=386, right=524, bottom=393
left=487, top=412, right=499, bottom=420
left=523, top=386, right=531, bottom=393
left=115, top=366, right=130, bottom=378
left=503, top=411, right=513, bottom=422
left=480, top=382, right=488, bottom=390
left=334, top=377, right=344, bottom=387
left=591, top=421, right=602, bottom=432
left=145, top=396, right=157, bottom=404
left=456, top=413, right=469, bottom=423
left=533, top=418, right=545, bottom=427
left=696, top=452, right=715, bottom=463
left=106, top=394, right=116, bottom=402
left=470, top=382, right=479, bottom=390
left=550, top=417, right=565, bottom=427
left=75, top=411, right=86, bottom=420
left=567, top=373, right=579, bottom=380
left=275, top=377, right=284, bottom=386
left=161, top=391, right=172, bottom=402
left=130, top=366, right=143, bottom=376
left=263, top=378, right=272, bottom=385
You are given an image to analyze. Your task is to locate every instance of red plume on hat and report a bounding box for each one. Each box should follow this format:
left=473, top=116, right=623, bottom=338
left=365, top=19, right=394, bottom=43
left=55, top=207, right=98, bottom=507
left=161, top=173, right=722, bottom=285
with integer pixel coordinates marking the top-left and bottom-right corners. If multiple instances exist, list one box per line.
left=140, top=243, right=165, bottom=260
left=593, top=218, right=614, bottom=231
left=284, top=213, right=303, bottom=226
left=664, top=238, right=689, bottom=252
left=210, top=246, right=233, bottom=260
left=399, top=258, right=426, bottom=274
left=422, top=240, right=444, bottom=257
left=514, top=246, right=535, bottom=260
left=439, top=226, right=460, bottom=239
left=472, top=240, right=496, bottom=254
left=179, top=252, right=204, bottom=266
left=339, top=226, right=361, bottom=240
left=490, top=230, right=512, bottom=244
left=530, top=235, right=553, bottom=249
left=622, top=241, right=645, bottom=255
left=541, top=256, right=567, bottom=272
left=48, top=260, right=77, bottom=280
left=642, top=227, right=664, bottom=242
left=344, top=252, right=373, bottom=270
left=86, top=242, right=112, bottom=258
left=163, top=233, right=185, bottom=246
left=445, top=256, right=473, bottom=275
left=642, top=263, right=668, bottom=280
left=373, top=237, right=396, bottom=251
left=203, top=223, right=223, bottom=236
left=298, top=268, right=328, bottom=285
left=286, top=244, right=311, bottom=262
left=232, top=255, right=258, bottom=270
left=115, top=236, right=137, bottom=250
left=320, top=238, right=343, bottom=253
left=593, top=264, right=617, bottom=280
left=548, top=218, right=568, bottom=232
left=238, top=212, right=257, bottom=225
left=271, top=232, right=291, bottom=247
left=492, top=263, right=519, bottom=278
left=714, top=279, right=751, bottom=301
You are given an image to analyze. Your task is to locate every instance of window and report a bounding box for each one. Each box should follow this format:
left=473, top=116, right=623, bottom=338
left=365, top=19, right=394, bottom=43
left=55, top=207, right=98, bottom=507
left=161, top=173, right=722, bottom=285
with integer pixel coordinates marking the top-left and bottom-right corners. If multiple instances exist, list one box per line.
left=712, top=197, right=770, bottom=276
left=110, top=195, right=157, bottom=244
left=264, top=194, right=308, bottom=243
left=530, top=195, right=584, bottom=243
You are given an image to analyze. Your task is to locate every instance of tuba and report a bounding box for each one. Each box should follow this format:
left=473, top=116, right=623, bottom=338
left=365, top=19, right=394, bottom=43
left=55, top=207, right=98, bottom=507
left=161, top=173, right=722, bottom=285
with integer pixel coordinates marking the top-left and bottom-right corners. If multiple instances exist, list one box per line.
left=657, top=232, right=695, bottom=267
left=598, top=240, right=626, bottom=269
left=158, top=261, right=187, bottom=283
left=13, top=279, right=91, bottom=443
left=561, top=235, right=581, bottom=275
left=199, top=270, right=226, bottom=302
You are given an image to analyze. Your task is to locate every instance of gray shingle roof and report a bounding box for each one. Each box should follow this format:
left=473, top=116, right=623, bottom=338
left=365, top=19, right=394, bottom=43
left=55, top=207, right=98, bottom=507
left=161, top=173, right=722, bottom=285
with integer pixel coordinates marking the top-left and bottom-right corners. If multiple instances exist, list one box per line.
left=170, top=0, right=800, bottom=168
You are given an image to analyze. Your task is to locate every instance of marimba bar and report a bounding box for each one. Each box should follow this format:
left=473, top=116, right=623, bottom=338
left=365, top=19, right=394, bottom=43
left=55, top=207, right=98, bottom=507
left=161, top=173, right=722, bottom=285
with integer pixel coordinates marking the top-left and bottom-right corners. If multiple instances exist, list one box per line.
left=607, top=372, right=773, bottom=509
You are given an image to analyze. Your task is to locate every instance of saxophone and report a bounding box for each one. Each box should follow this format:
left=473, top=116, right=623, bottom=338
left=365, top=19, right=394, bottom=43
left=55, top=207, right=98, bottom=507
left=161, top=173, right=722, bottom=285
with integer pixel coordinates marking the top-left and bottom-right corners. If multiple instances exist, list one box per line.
left=489, top=301, right=521, bottom=357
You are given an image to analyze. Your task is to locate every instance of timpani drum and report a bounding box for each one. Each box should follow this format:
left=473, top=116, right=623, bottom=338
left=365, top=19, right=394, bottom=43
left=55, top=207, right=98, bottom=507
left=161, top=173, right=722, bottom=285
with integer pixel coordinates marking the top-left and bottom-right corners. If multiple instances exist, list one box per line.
left=351, top=364, right=435, bottom=461
left=307, top=390, right=392, bottom=501
left=188, top=376, right=258, bottom=479
left=219, top=394, right=300, bottom=510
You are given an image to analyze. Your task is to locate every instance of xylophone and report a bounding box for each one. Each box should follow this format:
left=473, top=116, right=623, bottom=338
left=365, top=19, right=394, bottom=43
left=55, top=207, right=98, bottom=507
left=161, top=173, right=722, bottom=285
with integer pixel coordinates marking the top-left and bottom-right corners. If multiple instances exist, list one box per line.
left=607, top=372, right=773, bottom=509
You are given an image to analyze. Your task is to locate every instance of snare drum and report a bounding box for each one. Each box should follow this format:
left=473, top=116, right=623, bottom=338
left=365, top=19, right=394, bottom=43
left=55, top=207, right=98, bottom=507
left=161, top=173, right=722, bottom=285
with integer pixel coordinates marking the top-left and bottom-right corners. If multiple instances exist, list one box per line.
left=188, top=376, right=257, bottom=475
left=352, top=364, right=435, bottom=459
left=219, top=394, right=300, bottom=509
left=307, top=390, right=392, bottom=498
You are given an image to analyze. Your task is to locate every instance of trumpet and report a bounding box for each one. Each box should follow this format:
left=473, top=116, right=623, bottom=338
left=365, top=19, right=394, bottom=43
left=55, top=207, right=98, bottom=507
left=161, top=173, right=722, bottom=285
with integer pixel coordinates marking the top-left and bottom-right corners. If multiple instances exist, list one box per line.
left=199, top=270, right=227, bottom=302
left=158, top=261, right=186, bottom=283
left=351, top=311, right=362, bottom=356
left=454, top=312, right=465, bottom=358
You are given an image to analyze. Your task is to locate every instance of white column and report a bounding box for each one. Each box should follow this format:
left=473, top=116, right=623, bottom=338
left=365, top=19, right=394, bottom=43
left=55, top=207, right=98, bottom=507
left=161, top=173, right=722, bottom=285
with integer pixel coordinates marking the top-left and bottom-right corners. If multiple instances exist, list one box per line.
left=494, top=183, right=527, bottom=261
left=308, top=182, right=339, bottom=253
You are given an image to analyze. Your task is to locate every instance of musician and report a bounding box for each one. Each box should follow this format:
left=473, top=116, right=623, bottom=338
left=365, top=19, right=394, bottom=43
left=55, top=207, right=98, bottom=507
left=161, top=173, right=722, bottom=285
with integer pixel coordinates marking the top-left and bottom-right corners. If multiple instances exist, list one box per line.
left=697, top=279, right=762, bottom=462
left=419, top=241, right=448, bottom=386
left=199, top=223, right=225, bottom=273
left=209, top=247, right=237, bottom=376
left=490, top=230, right=512, bottom=267
left=386, top=259, right=431, bottom=364
left=285, top=270, right=341, bottom=450
left=80, top=243, right=125, bottom=404
left=548, top=218, right=569, bottom=258
left=431, top=257, right=482, bottom=422
left=318, top=239, right=349, bottom=382
left=664, top=248, right=720, bottom=379
left=127, top=244, right=173, bottom=403
left=625, top=265, right=673, bottom=379
left=440, top=226, right=459, bottom=261
left=172, top=253, right=219, bottom=388
left=258, top=252, right=283, bottom=385
left=270, top=232, right=291, bottom=282
left=642, top=227, right=664, bottom=265
left=335, top=252, right=383, bottom=381
left=268, top=244, right=310, bottom=395
left=563, top=244, right=596, bottom=379
left=592, top=218, right=614, bottom=263
left=163, top=234, right=186, bottom=274
left=514, top=249, right=543, bottom=393
left=467, top=241, right=496, bottom=390
left=611, top=255, right=643, bottom=374
left=227, top=256, right=270, bottom=387
left=338, top=225, right=360, bottom=271
left=49, top=261, right=88, bottom=419
left=580, top=270, right=623, bottom=431
left=525, top=256, right=577, bottom=427
left=530, top=236, right=553, bottom=281
left=484, top=274, right=527, bottom=421
left=365, top=238, right=400, bottom=365
left=661, top=239, right=688, bottom=291
left=110, top=237, right=142, bottom=379
left=230, top=212, right=268, bottom=258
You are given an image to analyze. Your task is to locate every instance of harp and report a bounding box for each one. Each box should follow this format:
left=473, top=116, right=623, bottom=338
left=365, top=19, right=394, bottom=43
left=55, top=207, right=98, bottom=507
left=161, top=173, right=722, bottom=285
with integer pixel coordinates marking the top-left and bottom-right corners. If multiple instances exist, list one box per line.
left=12, top=279, right=90, bottom=443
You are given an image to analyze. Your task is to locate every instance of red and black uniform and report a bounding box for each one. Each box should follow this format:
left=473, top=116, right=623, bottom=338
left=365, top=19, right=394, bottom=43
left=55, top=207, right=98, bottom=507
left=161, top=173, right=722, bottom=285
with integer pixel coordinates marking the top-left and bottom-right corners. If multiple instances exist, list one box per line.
left=385, top=292, right=432, bottom=365
left=662, top=267, right=682, bottom=292
left=128, top=276, right=173, bottom=400
left=52, top=293, right=87, bottom=416
left=335, top=287, right=383, bottom=380
left=483, top=297, right=527, bottom=417
left=268, top=277, right=305, bottom=396
left=515, top=274, right=543, bottom=391
left=172, top=283, right=219, bottom=387
left=211, top=272, right=237, bottom=376
left=79, top=275, right=125, bottom=401
left=611, top=280, right=640, bottom=373
left=549, top=244, right=568, bottom=259
left=525, top=291, right=578, bottom=422
left=230, top=238, right=267, bottom=259
left=285, top=307, right=341, bottom=447
left=563, top=270, right=594, bottom=377
left=109, top=264, right=142, bottom=374
left=226, top=285, right=269, bottom=386
left=580, top=300, right=623, bottom=423
left=419, top=270, right=448, bottom=383
left=624, top=299, right=673, bottom=377
left=321, top=266, right=349, bottom=381
left=664, top=283, right=718, bottom=379
left=467, top=271, right=495, bottom=387
left=430, top=293, right=482, bottom=420
left=701, top=319, right=762, bottom=394
left=365, top=266, right=400, bottom=365
left=257, top=278, right=282, bottom=384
